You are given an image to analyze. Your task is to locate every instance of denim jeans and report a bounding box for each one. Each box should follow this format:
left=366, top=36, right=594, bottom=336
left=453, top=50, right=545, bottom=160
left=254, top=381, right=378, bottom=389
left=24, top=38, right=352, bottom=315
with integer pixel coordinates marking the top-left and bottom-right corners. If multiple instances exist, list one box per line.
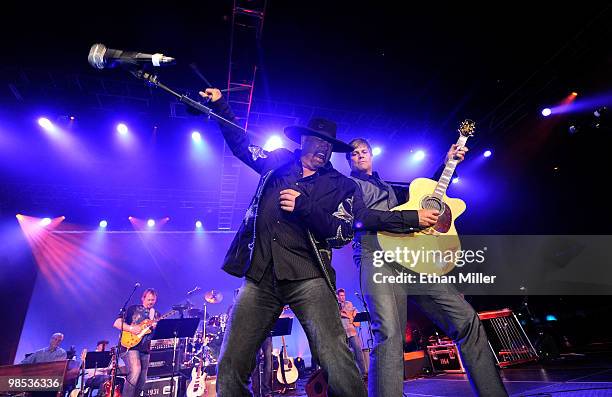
left=120, top=350, right=150, bottom=397
left=216, top=267, right=366, bottom=397
left=347, top=335, right=366, bottom=376
left=361, top=260, right=508, bottom=397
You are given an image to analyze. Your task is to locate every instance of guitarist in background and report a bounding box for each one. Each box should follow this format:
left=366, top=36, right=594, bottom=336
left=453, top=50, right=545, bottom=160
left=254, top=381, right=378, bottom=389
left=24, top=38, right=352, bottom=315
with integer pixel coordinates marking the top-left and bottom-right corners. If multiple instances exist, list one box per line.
left=112, top=288, right=160, bottom=397
left=336, top=289, right=366, bottom=378
left=346, top=138, right=508, bottom=397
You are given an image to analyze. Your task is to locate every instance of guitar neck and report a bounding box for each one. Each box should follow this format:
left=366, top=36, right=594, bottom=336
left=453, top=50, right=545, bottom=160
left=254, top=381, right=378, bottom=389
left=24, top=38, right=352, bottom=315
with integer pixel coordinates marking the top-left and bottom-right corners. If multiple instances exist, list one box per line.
left=143, top=309, right=176, bottom=331
left=159, top=309, right=177, bottom=321
left=433, top=134, right=469, bottom=199
left=281, top=336, right=287, bottom=359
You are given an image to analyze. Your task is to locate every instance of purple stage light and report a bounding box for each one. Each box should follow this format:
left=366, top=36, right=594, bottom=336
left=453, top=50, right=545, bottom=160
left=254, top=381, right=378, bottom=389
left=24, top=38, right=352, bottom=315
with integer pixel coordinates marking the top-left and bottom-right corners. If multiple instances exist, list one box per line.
left=195, top=220, right=203, bottom=229
left=484, top=150, right=492, bottom=158
left=372, top=147, right=382, bottom=156
left=541, top=108, right=552, bottom=117
left=117, top=123, right=129, bottom=135
left=38, top=117, right=55, bottom=132
left=264, top=135, right=283, bottom=151
left=192, top=131, right=202, bottom=143
left=452, top=177, right=459, bottom=184
left=40, top=217, right=52, bottom=226
left=413, top=150, right=426, bottom=162
left=147, top=219, right=155, bottom=227
left=99, top=220, right=108, bottom=228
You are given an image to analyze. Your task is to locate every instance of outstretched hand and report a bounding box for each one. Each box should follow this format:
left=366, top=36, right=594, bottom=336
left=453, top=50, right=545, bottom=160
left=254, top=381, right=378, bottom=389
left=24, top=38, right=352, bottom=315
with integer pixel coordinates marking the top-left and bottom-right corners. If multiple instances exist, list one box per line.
left=199, top=88, right=222, bottom=102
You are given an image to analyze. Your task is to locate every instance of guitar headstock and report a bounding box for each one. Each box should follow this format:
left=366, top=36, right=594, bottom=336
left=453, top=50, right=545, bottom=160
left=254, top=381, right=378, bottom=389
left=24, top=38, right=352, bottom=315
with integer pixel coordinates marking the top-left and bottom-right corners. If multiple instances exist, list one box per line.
left=458, top=119, right=476, bottom=137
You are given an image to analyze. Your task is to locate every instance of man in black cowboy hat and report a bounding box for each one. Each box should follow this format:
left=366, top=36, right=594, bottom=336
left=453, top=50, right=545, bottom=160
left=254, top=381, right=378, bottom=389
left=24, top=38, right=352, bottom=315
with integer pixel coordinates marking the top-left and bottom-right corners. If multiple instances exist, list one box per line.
left=199, top=88, right=367, bottom=397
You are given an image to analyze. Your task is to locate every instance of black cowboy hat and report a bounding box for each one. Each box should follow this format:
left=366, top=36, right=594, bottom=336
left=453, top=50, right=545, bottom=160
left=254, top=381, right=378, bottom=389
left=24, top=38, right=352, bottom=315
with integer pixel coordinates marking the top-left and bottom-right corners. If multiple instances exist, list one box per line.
left=284, top=118, right=352, bottom=153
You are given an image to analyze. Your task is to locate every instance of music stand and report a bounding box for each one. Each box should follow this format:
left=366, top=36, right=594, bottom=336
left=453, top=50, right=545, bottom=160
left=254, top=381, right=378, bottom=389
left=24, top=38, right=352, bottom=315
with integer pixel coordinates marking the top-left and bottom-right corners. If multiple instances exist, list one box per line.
left=270, top=317, right=293, bottom=337
left=353, top=312, right=370, bottom=323
left=151, top=318, right=199, bottom=397
left=84, top=351, right=112, bottom=376
left=353, top=311, right=372, bottom=350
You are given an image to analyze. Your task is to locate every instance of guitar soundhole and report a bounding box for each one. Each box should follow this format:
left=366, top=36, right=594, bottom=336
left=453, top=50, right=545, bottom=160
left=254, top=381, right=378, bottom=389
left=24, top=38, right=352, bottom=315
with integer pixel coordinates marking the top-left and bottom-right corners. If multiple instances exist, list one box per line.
left=421, top=196, right=445, bottom=214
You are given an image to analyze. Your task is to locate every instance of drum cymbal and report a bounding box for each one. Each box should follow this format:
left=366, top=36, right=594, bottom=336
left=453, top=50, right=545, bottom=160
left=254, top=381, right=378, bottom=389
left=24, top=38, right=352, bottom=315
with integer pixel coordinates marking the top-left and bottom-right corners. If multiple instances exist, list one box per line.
left=204, top=290, right=223, bottom=304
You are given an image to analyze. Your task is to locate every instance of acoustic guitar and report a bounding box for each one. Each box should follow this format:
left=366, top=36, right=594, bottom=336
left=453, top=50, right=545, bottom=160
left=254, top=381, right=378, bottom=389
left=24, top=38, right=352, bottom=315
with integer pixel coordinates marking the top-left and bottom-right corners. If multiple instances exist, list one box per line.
left=377, top=120, right=475, bottom=275
left=275, top=335, right=299, bottom=385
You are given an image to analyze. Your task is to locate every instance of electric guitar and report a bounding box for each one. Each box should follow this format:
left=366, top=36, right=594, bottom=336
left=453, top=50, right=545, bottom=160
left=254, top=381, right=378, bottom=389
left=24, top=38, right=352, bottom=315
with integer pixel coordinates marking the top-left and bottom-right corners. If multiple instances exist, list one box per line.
left=186, top=331, right=209, bottom=397
left=101, top=347, right=121, bottom=397
left=120, top=309, right=177, bottom=349
left=377, top=119, right=475, bottom=275
left=69, top=349, right=88, bottom=397
left=275, top=335, right=299, bottom=385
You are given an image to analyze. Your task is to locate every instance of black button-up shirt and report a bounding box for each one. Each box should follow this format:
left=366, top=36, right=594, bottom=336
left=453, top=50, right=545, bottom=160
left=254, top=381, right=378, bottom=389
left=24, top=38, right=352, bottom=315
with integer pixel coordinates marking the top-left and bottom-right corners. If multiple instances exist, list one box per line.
left=246, top=153, right=325, bottom=283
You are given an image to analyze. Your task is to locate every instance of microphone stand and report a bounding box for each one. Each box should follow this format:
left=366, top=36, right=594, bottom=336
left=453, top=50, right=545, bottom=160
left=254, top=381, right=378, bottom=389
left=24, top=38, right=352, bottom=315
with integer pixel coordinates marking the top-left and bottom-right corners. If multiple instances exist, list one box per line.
left=112, top=284, right=139, bottom=397
left=354, top=292, right=374, bottom=350
left=129, top=69, right=246, bottom=133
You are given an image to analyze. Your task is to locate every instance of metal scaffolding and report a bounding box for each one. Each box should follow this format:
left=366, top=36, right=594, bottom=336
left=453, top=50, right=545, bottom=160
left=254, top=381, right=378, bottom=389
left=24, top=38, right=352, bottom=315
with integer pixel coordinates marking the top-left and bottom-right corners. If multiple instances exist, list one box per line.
left=217, top=0, right=267, bottom=230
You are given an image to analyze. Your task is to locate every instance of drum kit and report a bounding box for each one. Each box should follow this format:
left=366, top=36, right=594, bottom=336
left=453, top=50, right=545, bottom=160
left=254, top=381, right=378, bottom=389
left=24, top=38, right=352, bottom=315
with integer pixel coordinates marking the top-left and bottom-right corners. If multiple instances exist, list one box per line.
left=182, top=289, right=228, bottom=372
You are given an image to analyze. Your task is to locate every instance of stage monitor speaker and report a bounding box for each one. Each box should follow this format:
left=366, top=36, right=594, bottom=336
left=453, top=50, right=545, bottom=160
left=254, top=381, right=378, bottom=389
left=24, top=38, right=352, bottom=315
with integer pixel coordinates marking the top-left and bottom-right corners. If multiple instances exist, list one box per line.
left=141, top=376, right=181, bottom=397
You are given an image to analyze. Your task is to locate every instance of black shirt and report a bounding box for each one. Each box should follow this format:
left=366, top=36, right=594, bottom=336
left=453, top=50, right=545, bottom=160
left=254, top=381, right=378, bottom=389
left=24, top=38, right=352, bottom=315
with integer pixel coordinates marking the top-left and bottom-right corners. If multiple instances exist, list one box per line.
left=120, top=304, right=159, bottom=353
left=247, top=152, right=326, bottom=283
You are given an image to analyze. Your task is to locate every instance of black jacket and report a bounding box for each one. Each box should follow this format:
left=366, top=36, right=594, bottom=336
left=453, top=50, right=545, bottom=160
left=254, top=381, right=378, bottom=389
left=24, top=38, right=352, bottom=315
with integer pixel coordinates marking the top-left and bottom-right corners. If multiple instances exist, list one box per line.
left=210, top=99, right=357, bottom=292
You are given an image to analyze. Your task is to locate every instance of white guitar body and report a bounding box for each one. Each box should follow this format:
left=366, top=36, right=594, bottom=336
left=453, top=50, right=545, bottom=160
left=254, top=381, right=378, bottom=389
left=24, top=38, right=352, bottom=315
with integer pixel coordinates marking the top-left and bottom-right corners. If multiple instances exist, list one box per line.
left=186, top=367, right=207, bottom=397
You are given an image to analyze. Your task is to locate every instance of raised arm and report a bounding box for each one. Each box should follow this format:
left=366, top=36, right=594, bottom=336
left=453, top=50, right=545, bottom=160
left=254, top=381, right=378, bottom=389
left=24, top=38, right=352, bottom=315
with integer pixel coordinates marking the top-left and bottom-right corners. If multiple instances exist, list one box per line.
left=200, top=88, right=286, bottom=174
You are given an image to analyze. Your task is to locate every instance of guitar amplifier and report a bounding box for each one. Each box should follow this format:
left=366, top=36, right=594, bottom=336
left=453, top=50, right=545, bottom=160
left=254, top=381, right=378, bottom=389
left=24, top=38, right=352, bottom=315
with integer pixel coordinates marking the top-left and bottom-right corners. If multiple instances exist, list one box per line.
left=148, top=349, right=186, bottom=378
left=427, top=343, right=465, bottom=373
left=151, top=338, right=184, bottom=351
left=140, top=376, right=182, bottom=397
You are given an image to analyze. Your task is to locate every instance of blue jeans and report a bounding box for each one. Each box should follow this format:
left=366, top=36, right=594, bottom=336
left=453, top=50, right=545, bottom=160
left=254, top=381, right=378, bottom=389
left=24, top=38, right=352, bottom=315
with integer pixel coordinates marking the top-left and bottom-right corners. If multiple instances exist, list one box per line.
left=120, top=350, right=150, bottom=397
left=347, top=335, right=366, bottom=376
left=361, top=260, right=508, bottom=397
left=216, top=267, right=366, bottom=397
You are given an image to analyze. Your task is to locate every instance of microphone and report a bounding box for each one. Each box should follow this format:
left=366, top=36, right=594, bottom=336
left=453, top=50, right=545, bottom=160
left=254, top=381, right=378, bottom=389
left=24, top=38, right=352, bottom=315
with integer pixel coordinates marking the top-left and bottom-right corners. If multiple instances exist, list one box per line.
left=88, top=43, right=175, bottom=69
left=134, top=282, right=141, bottom=288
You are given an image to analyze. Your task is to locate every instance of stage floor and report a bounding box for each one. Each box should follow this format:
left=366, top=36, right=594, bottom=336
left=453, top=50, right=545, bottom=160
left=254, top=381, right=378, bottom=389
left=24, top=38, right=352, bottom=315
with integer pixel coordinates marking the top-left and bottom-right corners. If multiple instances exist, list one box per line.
left=285, top=353, right=612, bottom=396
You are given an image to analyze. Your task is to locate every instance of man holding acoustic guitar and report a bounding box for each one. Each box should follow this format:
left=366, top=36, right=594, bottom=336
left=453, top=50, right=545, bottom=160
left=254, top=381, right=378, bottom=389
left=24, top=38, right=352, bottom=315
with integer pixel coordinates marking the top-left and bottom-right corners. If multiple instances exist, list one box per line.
left=346, top=137, right=508, bottom=397
left=112, top=288, right=160, bottom=397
